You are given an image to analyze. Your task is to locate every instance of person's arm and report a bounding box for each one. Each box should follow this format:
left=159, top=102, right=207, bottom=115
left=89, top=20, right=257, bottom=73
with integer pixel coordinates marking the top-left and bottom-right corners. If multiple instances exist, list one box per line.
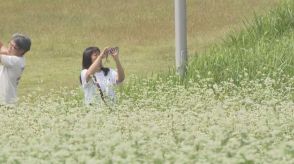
left=85, top=47, right=108, bottom=82
left=111, top=48, right=125, bottom=83
left=0, top=55, right=18, bottom=67
left=0, top=41, right=8, bottom=55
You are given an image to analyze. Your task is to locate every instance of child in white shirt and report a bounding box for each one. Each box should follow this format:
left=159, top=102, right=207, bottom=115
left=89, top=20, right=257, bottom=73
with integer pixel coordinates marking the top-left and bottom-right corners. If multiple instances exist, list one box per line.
left=80, top=47, right=125, bottom=106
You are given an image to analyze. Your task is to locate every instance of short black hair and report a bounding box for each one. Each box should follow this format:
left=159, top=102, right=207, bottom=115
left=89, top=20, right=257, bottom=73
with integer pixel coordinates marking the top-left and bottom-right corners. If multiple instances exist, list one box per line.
left=12, top=33, right=31, bottom=53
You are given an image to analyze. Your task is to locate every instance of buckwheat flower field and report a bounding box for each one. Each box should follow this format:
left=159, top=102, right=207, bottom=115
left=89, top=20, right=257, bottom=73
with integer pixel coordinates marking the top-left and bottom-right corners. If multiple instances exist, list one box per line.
left=0, top=73, right=293, bottom=163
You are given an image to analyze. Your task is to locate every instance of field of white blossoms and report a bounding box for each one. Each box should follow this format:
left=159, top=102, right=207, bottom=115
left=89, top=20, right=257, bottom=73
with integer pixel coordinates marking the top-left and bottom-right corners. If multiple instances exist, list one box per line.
left=1, top=0, right=294, bottom=163
left=0, top=73, right=293, bottom=163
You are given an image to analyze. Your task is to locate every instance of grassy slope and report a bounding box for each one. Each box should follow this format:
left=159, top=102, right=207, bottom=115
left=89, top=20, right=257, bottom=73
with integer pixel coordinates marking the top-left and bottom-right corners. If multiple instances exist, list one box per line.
left=0, top=0, right=278, bottom=96
left=122, top=0, right=294, bottom=100
left=188, top=0, right=294, bottom=84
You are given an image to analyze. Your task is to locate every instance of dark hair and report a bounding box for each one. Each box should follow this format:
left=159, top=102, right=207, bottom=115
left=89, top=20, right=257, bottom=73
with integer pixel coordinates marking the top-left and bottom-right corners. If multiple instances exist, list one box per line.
left=12, top=33, right=31, bottom=53
left=80, top=47, right=109, bottom=84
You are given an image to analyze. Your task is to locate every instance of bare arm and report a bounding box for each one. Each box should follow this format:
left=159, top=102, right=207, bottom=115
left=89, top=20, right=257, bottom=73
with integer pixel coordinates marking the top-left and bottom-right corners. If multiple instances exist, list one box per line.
left=0, top=41, right=8, bottom=64
left=111, top=48, right=125, bottom=83
left=0, top=41, right=8, bottom=55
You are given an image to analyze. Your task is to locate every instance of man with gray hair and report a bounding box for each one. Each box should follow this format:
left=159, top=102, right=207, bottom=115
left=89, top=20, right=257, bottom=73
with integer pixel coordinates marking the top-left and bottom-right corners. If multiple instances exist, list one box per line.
left=0, top=33, right=31, bottom=105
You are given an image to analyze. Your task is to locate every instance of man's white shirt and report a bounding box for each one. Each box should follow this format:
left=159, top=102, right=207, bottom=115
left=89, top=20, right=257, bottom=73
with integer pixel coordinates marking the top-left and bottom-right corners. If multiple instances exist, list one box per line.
left=0, top=55, right=25, bottom=104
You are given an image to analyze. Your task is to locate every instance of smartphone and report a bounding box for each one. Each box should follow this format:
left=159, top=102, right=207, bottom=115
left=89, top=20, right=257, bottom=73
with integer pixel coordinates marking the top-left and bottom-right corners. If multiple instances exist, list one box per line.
left=109, top=47, right=119, bottom=54
left=113, top=47, right=119, bottom=52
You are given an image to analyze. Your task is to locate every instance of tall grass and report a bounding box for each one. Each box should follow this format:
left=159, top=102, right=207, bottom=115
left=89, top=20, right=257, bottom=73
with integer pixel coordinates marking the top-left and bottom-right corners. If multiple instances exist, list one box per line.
left=120, top=0, right=294, bottom=102
left=188, top=0, right=294, bottom=84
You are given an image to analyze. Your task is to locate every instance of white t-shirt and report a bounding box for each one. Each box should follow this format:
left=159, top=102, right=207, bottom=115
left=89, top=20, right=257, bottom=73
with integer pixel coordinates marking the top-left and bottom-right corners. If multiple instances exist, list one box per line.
left=0, top=55, right=25, bottom=104
left=80, top=68, right=118, bottom=106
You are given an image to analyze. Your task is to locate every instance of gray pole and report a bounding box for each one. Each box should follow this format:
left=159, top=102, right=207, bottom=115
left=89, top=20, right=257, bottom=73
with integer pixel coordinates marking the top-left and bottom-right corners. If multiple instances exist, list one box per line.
left=175, top=0, right=187, bottom=77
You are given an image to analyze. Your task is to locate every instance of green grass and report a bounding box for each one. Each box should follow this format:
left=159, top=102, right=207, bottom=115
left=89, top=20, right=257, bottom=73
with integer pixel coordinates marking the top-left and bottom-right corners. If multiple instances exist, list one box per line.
left=0, top=0, right=278, bottom=95
left=187, top=0, right=294, bottom=85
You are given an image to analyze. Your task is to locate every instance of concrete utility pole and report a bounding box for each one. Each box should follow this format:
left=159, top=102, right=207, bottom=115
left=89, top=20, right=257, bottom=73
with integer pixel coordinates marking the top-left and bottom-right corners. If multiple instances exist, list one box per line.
left=175, top=0, right=188, bottom=77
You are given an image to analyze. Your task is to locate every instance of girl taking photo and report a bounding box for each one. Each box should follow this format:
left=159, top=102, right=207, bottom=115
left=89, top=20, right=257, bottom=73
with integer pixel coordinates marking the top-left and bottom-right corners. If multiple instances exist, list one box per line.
left=80, top=46, right=125, bottom=106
